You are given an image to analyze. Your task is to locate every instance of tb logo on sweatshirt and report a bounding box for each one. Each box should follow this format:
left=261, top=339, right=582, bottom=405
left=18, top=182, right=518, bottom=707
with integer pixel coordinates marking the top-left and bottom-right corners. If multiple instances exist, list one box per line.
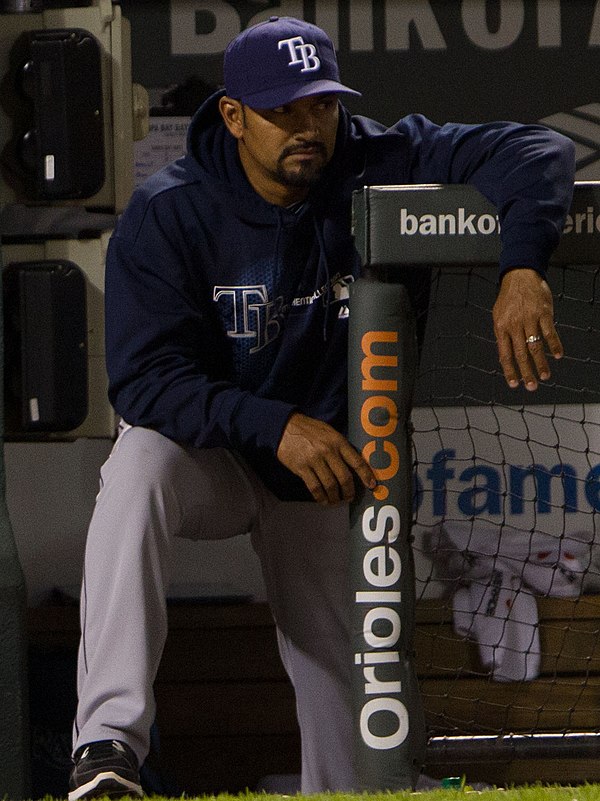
left=213, top=274, right=353, bottom=356
left=213, top=284, right=283, bottom=353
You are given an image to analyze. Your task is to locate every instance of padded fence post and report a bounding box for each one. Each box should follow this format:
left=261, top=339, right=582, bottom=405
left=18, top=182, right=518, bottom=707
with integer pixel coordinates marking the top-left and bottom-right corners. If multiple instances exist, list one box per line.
left=0, top=265, right=31, bottom=799
left=348, top=277, right=426, bottom=790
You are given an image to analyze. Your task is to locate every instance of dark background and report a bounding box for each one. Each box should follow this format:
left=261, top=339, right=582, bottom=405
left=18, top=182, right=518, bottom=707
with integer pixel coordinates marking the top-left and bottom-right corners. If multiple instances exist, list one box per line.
left=120, top=0, right=600, bottom=130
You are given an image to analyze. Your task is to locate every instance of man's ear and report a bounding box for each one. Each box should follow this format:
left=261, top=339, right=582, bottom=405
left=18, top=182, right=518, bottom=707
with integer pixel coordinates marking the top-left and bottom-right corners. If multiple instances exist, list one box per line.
left=219, top=96, right=244, bottom=139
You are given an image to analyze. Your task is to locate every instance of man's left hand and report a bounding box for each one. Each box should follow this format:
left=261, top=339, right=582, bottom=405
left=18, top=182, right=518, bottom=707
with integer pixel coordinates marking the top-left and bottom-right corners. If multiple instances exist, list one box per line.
left=493, top=267, right=563, bottom=391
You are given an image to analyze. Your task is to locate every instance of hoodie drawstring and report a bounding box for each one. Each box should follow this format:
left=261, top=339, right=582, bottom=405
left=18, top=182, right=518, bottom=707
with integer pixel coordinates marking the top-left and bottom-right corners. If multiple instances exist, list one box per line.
left=313, top=217, right=332, bottom=341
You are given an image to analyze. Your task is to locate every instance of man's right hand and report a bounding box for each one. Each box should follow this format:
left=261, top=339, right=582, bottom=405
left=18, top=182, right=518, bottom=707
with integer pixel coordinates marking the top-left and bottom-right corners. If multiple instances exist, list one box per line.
left=276, top=412, right=377, bottom=505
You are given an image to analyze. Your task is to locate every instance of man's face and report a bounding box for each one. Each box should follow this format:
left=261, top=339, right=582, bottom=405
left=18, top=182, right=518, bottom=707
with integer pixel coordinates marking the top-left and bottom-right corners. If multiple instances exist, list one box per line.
left=220, top=93, right=340, bottom=205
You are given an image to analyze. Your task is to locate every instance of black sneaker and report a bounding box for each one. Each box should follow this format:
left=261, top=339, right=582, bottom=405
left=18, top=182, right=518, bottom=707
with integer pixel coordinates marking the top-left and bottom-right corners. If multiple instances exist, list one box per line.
left=68, top=739, right=143, bottom=800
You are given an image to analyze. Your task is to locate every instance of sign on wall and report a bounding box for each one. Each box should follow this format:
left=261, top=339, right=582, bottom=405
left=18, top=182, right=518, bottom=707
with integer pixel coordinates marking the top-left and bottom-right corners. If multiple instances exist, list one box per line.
left=122, top=0, right=600, bottom=179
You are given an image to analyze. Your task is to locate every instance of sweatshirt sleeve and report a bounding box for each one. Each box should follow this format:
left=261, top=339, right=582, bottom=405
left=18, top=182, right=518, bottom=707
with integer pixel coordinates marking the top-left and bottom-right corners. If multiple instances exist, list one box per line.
left=104, top=204, right=296, bottom=455
left=394, top=114, right=576, bottom=277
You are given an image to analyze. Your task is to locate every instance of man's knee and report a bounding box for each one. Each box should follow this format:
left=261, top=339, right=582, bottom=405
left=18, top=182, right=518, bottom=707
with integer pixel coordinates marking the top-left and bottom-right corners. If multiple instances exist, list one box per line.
left=104, top=426, right=187, bottom=485
left=99, top=427, right=258, bottom=541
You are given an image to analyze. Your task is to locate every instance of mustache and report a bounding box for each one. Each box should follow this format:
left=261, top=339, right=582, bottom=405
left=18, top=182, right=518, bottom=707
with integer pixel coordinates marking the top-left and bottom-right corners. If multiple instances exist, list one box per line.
left=280, top=141, right=328, bottom=159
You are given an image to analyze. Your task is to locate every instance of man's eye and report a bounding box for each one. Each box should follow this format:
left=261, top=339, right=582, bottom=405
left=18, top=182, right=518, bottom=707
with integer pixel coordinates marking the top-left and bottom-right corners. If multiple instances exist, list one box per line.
left=317, top=98, right=337, bottom=111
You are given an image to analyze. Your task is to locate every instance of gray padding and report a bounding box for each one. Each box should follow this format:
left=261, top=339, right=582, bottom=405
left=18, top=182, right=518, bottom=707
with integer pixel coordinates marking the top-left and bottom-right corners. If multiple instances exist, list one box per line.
left=347, top=278, right=426, bottom=790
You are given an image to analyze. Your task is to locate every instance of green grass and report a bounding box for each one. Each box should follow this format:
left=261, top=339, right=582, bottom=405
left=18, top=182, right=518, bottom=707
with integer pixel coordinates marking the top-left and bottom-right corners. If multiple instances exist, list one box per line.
left=220, top=789, right=600, bottom=801
left=26, top=788, right=600, bottom=801
left=176, top=790, right=600, bottom=801
left=249, top=790, right=600, bottom=801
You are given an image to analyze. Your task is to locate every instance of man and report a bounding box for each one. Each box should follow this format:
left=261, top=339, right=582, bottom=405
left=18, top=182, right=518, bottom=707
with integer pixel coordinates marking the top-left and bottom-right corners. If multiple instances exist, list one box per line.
left=68, top=15, right=575, bottom=800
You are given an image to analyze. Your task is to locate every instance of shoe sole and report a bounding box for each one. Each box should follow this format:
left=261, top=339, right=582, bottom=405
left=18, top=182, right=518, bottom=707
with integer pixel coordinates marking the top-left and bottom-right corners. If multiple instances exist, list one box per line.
left=68, top=771, right=143, bottom=801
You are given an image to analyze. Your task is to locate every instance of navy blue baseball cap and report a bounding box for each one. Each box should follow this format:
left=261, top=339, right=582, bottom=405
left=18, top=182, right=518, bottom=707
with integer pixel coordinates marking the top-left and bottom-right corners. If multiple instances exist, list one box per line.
left=223, top=16, right=361, bottom=109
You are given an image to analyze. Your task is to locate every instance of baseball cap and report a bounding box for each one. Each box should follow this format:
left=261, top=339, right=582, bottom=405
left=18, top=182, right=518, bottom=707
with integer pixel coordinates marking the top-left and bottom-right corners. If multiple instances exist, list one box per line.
left=223, top=16, right=361, bottom=109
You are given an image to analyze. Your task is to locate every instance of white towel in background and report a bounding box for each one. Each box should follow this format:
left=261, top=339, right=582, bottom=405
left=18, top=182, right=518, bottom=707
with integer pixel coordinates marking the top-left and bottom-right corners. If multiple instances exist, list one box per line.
left=429, top=522, right=598, bottom=681
left=453, top=562, right=541, bottom=682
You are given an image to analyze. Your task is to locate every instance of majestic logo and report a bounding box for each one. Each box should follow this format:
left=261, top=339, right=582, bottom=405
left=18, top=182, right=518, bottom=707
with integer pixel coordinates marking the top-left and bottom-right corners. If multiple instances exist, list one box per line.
left=290, top=273, right=354, bottom=315
left=278, top=36, right=321, bottom=73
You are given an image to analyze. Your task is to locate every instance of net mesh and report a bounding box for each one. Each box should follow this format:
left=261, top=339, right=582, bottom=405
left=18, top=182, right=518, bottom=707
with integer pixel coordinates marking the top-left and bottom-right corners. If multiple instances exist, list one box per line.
left=411, top=263, right=600, bottom=782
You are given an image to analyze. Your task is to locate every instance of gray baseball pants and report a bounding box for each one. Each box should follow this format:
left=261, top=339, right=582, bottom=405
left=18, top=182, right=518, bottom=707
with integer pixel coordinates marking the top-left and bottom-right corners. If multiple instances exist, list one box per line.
left=73, top=424, right=356, bottom=793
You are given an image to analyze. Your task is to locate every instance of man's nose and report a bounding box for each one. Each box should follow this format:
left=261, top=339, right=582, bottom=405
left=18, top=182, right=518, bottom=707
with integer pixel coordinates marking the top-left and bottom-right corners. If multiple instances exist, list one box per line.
left=296, top=111, right=320, bottom=134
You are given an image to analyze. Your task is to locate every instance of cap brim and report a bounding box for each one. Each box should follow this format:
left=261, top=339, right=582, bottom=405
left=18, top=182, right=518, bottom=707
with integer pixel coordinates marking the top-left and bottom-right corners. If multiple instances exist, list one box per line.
left=241, top=79, right=361, bottom=110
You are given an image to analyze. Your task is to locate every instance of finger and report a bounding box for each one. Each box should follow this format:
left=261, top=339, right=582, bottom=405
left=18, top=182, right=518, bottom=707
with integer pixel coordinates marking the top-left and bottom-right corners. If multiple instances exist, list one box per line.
left=513, top=335, right=538, bottom=391
left=312, top=457, right=350, bottom=505
left=322, top=452, right=367, bottom=504
left=536, top=281, right=563, bottom=359
left=330, top=459, right=359, bottom=503
left=500, top=326, right=538, bottom=391
left=339, top=442, right=377, bottom=491
left=526, top=318, right=563, bottom=382
left=496, top=329, right=520, bottom=389
left=539, top=318, right=564, bottom=360
left=301, top=466, right=329, bottom=505
left=526, top=334, right=551, bottom=382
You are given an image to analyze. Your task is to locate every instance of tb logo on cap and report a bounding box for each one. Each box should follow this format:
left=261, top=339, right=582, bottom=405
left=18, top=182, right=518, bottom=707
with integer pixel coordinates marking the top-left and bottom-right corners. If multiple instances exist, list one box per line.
left=278, top=36, right=321, bottom=73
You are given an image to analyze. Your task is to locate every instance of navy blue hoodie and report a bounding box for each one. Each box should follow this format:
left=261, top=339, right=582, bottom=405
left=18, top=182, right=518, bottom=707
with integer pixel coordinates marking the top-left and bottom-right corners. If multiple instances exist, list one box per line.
left=105, top=90, right=575, bottom=500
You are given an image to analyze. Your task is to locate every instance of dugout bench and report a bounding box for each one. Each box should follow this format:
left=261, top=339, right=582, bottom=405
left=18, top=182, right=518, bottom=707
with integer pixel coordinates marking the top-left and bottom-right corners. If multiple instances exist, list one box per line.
left=24, top=593, right=600, bottom=794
